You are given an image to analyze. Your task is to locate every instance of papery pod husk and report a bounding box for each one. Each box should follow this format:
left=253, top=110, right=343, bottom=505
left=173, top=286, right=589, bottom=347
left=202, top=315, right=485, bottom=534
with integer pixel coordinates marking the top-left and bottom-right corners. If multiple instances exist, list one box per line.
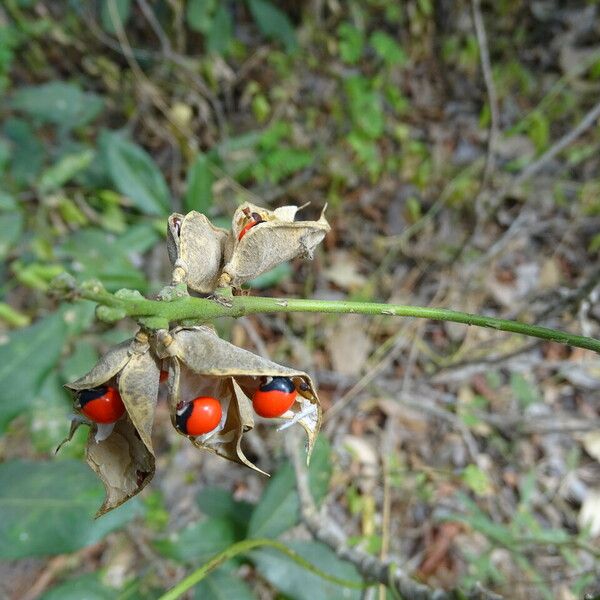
left=220, top=202, right=330, bottom=288
left=156, top=326, right=322, bottom=470
left=167, top=211, right=229, bottom=293
left=65, top=333, right=160, bottom=455
left=167, top=356, right=269, bottom=476
left=86, top=418, right=155, bottom=517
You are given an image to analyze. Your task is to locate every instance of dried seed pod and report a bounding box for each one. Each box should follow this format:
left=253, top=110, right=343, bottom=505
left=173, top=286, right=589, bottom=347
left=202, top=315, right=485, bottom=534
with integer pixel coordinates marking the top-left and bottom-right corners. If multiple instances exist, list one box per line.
left=63, top=332, right=160, bottom=514
left=219, top=202, right=330, bottom=288
left=86, top=418, right=155, bottom=517
left=155, top=326, right=322, bottom=474
left=65, top=333, right=160, bottom=455
left=167, top=211, right=229, bottom=293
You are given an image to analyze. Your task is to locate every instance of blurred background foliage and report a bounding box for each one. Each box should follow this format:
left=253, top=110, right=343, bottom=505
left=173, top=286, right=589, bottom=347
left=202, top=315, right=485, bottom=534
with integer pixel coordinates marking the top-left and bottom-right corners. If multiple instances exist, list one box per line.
left=2, top=0, right=600, bottom=598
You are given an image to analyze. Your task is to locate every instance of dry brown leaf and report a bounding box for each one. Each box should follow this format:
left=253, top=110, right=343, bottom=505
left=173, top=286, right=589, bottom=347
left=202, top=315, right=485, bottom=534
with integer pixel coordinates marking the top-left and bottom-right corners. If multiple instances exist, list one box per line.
left=582, top=431, right=600, bottom=463
left=322, top=250, right=368, bottom=290
left=167, top=211, right=229, bottom=293
left=220, top=202, right=329, bottom=288
left=327, top=315, right=372, bottom=376
left=578, top=488, right=600, bottom=536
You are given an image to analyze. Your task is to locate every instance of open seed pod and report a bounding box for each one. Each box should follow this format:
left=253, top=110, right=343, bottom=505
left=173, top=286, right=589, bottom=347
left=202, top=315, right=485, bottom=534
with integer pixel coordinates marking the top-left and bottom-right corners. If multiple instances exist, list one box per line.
left=219, top=202, right=330, bottom=288
left=63, top=331, right=160, bottom=515
left=167, top=211, right=229, bottom=293
left=154, top=326, right=322, bottom=474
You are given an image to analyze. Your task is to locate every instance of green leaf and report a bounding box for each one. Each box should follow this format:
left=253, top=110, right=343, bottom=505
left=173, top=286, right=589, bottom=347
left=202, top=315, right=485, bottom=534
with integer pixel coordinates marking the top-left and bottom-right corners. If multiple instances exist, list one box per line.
left=38, top=150, right=95, bottom=194
left=40, top=573, right=115, bottom=600
left=193, top=567, right=256, bottom=600
left=3, top=117, right=44, bottom=185
left=251, top=541, right=362, bottom=600
left=248, top=437, right=331, bottom=538
left=186, top=0, right=217, bottom=33
left=100, top=0, right=132, bottom=34
left=100, top=130, right=171, bottom=216
left=184, top=153, right=214, bottom=213
left=206, top=3, right=233, bottom=54
left=510, top=372, right=539, bottom=408
left=59, top=228, right=152, bottom=292
left=247, top=0, right=297, bottom=52
left=29, top=371, right=73, bottom=454
left=0, top=312, right=68, bottom=432
left=248, top=262, right=292, bottom=289
left=345, top=76, right=384, bottom=140
left=11, top=82, right=104, bottom=129
left=461, top=464, right=491, bottom=496
left=0, top=196, right=23, bottom=258
left=154, top=517, right=236, bottom=563
left=0, top=460, right=140, bottom=559
left=370, top=31, right=407, bottom=66
left=197, top=487, right=254, bottom=534
left=337, top=23, right=364, bottom=64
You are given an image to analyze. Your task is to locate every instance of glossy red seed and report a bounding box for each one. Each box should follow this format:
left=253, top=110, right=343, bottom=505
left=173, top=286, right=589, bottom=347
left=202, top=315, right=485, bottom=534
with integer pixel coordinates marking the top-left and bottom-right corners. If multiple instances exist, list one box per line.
left=80, top=387, right=126, bottom=424
left=181, top=396, right=222, bottom=435
left=252, top=388, right=297, bottom=418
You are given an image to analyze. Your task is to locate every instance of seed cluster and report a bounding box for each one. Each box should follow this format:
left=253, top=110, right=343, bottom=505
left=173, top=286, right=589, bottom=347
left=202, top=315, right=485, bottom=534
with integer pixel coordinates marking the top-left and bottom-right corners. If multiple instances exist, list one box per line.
left=61, top=203, right=329, bottom=516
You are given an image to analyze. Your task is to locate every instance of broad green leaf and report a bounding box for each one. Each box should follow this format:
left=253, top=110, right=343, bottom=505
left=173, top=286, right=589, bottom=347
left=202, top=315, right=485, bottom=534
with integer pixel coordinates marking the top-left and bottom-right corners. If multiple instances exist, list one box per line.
left=193, top=567, right=256, bottom=600
left=11, top=82, right=104, bottom=128
left=251, top=541, right=362, bottom=600
left=154, top=517, right=236, bottom=563
left=186, top=0, right=217, bottom=33
left=40, top=573, right=114, bottom=600
left=61, top=340, right=99, bottom=384
left=248, top=437, right=331, bottom=539
left=0, top=203, right=23, bottom=259
left=3, top=117, right=44, bottom=185
left=100, top=131, right=171, bottom=216
left=59, top=227, right=153, bottom=292
left=0, top=312, right=68, bottom=432
left=197, top=487, right=254, bottom=534
left=206, top=3, right=233, bottom=54
left=0, top=459, right=140, bottom=559
left=248, top=262, right=292, bottom=289
left=0, top=137, right=9, bottom=175
left=100, top=0, right=132, bottom=34
left=247, top=0, right=297, bottom=52
left=113, top=222, right=161, bottom=255
left=184, top=153, right=214, bottom=213
left=38, top=150, right=95, bottom=194
left=29, top=371, right=73, bottom=454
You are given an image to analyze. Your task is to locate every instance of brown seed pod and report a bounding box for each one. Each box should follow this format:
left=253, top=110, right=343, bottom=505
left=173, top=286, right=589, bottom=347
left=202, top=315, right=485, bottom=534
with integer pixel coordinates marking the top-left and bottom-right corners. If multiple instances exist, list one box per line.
left=219, top=202, right=330, bottom=288
left=155, top=326, right=322, bottom=474
left=167, top=211, right=229, bottom=293
left=86, top=418, right=155, bottom=517
left=63, top=331, right=160, bottom=514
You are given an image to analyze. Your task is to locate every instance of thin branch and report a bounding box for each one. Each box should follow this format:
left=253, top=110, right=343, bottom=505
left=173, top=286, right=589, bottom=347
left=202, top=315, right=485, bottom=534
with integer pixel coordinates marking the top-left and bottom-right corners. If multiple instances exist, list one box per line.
left=157, top=537, right=368, bottom=600
left=471, top=0, right=500, bottom=191
left=476, top=98, right=600, bottom=263
left=55, top=278, right=600, bottom=354
left=288, top=436, right=503, bottom=600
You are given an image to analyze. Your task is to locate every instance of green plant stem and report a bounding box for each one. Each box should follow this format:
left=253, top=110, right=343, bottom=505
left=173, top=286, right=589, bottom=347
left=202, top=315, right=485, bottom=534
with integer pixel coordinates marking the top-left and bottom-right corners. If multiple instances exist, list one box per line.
left=75, top=285, right=600, bottom=354
left=157, top=538, right=368, bottom=600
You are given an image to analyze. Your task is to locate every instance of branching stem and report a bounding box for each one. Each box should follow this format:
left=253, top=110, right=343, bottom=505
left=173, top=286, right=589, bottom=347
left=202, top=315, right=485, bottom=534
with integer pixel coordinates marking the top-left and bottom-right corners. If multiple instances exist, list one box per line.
left=72, top=283, right=600, bottom=354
